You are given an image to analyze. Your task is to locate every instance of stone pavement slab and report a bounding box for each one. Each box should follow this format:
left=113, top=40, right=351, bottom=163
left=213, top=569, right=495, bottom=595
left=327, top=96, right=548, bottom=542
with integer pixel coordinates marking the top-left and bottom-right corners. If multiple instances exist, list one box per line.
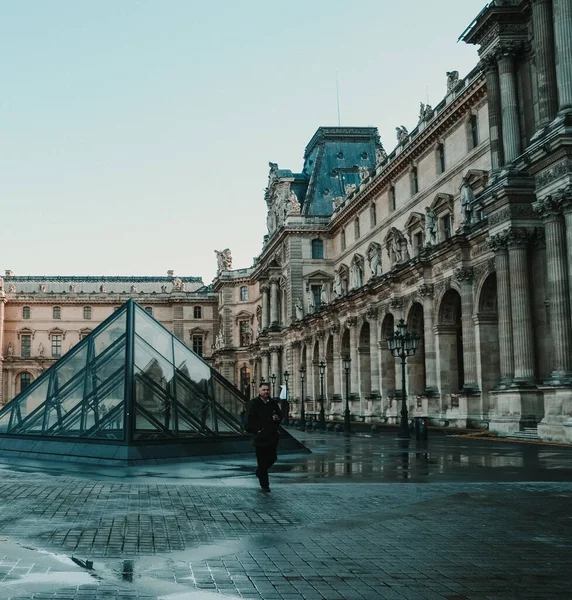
left=0, top=431, right=571, bottom=599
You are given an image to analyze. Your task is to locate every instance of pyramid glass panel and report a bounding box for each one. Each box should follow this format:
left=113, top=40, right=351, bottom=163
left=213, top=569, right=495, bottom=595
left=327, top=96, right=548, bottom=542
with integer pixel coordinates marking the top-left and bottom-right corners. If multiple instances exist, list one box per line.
left=0, top=300, right=300, bottom=464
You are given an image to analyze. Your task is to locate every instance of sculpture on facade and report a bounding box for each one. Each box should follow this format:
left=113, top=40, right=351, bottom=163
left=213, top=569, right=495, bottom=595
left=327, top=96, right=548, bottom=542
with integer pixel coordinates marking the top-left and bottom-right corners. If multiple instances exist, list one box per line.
left=286, top=190, right=301, bottom=215
left=344, top=183, right=357, bottom=195
left=358, top=166, right=370, bottom=183
left=267, top=161, right=278, bottom=186
left=130, top=284, right=137, bottom=294
left=70, top=284, right=76, bottom=293
left=38, top=343, right=45, bottom=357
left=295, top=298, right=304, bottom=321
left=418, top=102, right=434, bottom=123
left=306, top=288, right=314, bottom=314
left=320, top=284, right=329, bottom=306
left=39, top=284, right=46, bottom=293
left=459, top=177, right=475, bottom=225
left=215, top=331, right=224, bottom=350
left=388, top=228, right=410, bottom=264
left=8, top=284, right=15, bottom=293
left=332, top=196, right=344, bottom=210
left=215, top=248, right=233, bottom=274
left=446, top=70, right=460, bottom=93
left=333, top=271, right=343, bottom=298
left=172, top=277, right=185, bottom=291
left=425, top=207, right=438, bottom=245
left=396, top=126, right=409, bottom=145
left=350, top=260, right=363, bottom=289
left=7, top=343, right=13, bottom=357
left=367, top=244, right=382, bottom=278
left=375, top=145, right=388, bottom=166
left=100, top=284, right=107, bottom=293
left=160, top=285, right=167, bottom=293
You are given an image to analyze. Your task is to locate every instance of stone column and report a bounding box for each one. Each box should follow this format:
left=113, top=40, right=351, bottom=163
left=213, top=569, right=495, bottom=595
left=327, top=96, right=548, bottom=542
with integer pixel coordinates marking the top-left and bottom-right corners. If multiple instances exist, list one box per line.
left=481, top=55, right=504, bottom=170
left=534, top=196, right=572, bottom=382
left=454, top=267, right=479, bottom=390
left=489, top=233, right=515, bottom=384
left=261, top=350, right=270, bottom=384
left=305, top=337, right=314, bottom=403
left=419, top=285, right=438, bottom=394
left=270, top=346, right=280, bottom=394
left=532, top=0, right=559, bottom=128
left=270, top=279, right=279, bottom=326
left=347, top=317, right=359, bottom=398
left=366, top=308, right=380, bottom=398
left=553, top=0, right=572, bottom=114
left=261, top=284, right=270, bottom=330
left=292, top=341, right=301, bottom=400
left=507, top=228, right=536, bottom=384
left=331, top=323, right=342, bottom=399
left=496, top=43, right=522, bottom=163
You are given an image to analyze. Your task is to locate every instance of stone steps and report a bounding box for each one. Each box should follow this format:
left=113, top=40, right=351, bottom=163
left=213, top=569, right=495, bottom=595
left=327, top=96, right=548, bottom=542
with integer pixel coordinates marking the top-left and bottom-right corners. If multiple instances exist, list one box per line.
left=504, top=427, right=540, bottom=441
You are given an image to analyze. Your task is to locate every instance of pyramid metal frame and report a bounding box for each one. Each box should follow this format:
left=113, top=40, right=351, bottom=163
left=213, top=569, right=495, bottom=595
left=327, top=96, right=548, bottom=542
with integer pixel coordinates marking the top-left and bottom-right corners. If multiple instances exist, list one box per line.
left=0, top=300, right=307, bottom=464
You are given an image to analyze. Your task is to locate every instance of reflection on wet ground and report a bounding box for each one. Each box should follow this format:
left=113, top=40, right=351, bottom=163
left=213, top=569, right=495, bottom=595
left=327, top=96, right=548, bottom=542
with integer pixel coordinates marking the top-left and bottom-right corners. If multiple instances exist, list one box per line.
left=1, top=428, right=572, bottom=485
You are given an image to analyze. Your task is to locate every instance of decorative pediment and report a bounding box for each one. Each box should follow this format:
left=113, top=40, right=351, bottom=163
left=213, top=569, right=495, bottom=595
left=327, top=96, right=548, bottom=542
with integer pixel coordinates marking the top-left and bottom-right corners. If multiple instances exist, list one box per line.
left=305, top=269, right=331, bottom=282
left=17, top=327, right=35, bottom=340
left=463, top=169, right=489, bottom=192
left=404, top=212, right=425, bottom=231
left=430, top=192, right=454, bottom=214
left=48, top=328, right=66, bottom=339
left=235, top=310, right=254, bottom=323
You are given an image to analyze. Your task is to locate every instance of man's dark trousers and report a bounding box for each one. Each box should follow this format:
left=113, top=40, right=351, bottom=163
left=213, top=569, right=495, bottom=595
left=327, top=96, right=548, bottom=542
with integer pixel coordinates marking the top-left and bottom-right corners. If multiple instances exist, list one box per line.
left=255, top=445, right=278, bottom=489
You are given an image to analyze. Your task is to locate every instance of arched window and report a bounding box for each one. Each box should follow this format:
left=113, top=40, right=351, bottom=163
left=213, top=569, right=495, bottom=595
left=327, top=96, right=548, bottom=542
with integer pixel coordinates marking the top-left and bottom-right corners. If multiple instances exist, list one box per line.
left=19, top=372, right=32, bottom=393
left=193, top=306, right=202, bottom=319
left=311, top=239, right=324, bottom=259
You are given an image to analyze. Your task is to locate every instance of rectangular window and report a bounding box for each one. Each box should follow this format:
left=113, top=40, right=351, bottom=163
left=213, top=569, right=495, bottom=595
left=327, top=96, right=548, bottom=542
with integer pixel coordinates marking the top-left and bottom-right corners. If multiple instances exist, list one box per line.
left=51, top=335, right=62, bottom=358
left=438, top=144, right=445, bottom=174
left=443, top=214, right=452, bottom=240
left=412, top=167, right=419, bottom=195
left=390, top=187, right=396, bottom=212
left=53, top=307, right=61, bottom=320
left=311, top=284, right=322, bottom=310
left=239, top=321, right=251, bottom=346
left=341, top=229, right=346, bottom=250
left=354, top=218, right=360, bottom=239
left=23, top=306, right=31, bottom=320
left=311, top=239, right=324, bottom=259
left=83, top=306, right=92, bottom=320
left=471, top=114, right=479, bottom=148
left=414, top=232, right=424, bottom=255
left=193, top=306, right=202, bottom=319
left=19, top=373, right=31, bottom=393
left=174, top=306, right=184, bottom=319
left=370, top=203, right=377, bottom=227
left=21, top=334, right=31, bottom=358
left=192, top=334, right=203, bottom=357
left=240, top=286, right=248, bottom=301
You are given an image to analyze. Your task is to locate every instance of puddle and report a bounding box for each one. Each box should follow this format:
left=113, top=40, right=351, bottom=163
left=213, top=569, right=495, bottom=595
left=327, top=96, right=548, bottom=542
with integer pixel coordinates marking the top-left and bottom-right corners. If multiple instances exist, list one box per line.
left=2, top=571, right=95, bottom=586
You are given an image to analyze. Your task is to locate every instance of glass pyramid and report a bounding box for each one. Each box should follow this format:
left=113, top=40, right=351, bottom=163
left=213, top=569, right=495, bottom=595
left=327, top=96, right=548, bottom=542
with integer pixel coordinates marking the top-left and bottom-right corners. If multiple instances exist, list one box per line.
left=0, top=300, right=248, bottom=444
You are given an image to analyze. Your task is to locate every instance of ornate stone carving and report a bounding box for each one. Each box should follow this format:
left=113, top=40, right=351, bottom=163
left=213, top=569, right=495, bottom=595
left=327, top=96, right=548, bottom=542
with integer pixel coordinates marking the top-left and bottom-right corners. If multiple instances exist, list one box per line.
left=454, top=267, right=474, bottom=283
left=366, top=307, right=379, bottom=320
left=418, top=284, right=434, bottom=298
left=333, top=196, right=344, bottom=210
left=536, top=160, right=572, bottom=189
left=396, top=126, right=409, bottom=145
left=425, top=207, right=438, bottom=246
left=260, top=349, right=270, bottom=357
left=269, top=345, right=281, bottom=354
left=418, top=102, right=434, bottom=123
left=344, top=183, right=357, bottom=195
left=533, top=196, right=563, bottom=220
left=470, top=241, right=489, bottom=258
left=488, top=204, right=537, bottom=226
left=39, top=284, right=46, bottom=292
left=487, top=231, right=509, bottom=252
left=460, top=177, right=476, bottom=225
left=286, top=191, right=301, bottom=215
left=389, top=298, right=403, bottom=310
left=506, top=227, right=533, bottom=247
left=366, top=243, right=383, bottom=279
left=330, top=322, right=341, bottom=335
left=291, top=340, right=302, bottom=349
left=346, top=316, right=358, bottom=328
left=70, top=284, right=76, bottom=293
left=375, top=146, right=388, bottom=166
left=172, top=277, right=185, bottom=291
left=358, top=166, right=370, bottom=183
left=8, top=284, right=15, bottom=293
left=446, top=70, right=460, bottom=92
left=215, top=248, right=233, bottom=273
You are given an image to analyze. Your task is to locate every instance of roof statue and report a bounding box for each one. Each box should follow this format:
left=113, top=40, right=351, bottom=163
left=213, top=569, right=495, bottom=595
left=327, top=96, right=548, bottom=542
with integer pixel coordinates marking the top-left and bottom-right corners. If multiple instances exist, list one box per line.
left=446, top=70, right=460, bottom=93
left=375, top=146, right=388, bottom=167
left=396, top=126, right=409, bottom=145
left=359, top=166, right=370, bottom=183
left=286, top=190, right=301, bottom=215
left=215, top=248, right=233, bottom=274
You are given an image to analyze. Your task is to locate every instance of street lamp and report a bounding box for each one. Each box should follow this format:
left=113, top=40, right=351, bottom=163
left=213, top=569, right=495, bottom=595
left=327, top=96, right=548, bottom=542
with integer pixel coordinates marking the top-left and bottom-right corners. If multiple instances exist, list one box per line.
left=270, top=373, right=277, bottom=399
left=283, top=370, right=290, bottom=420
left=343, top=355, right=351, bottom=435
left=318, top=361, right=326, bottom=430
left=386, top=318, right=420, bottom=439
left=299, top=364, right=306, bottom=431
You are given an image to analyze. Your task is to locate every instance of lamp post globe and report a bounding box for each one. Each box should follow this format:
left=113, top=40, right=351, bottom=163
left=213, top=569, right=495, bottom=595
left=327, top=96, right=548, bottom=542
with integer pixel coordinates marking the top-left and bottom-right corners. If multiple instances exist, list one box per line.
left=299, top=364, right=306, bottom=431
left=318, top=361, right=326, bottom=430
left=386, top=318, right=419, bottom=439
left=270, top=373, right=276, bottom=399
left=343, top=355, right=352, bottom=435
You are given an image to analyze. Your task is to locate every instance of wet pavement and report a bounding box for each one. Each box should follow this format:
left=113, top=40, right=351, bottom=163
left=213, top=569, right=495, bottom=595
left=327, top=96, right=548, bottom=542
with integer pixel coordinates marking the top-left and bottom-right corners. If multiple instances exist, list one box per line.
left=0, top=428, right=571, bottom=599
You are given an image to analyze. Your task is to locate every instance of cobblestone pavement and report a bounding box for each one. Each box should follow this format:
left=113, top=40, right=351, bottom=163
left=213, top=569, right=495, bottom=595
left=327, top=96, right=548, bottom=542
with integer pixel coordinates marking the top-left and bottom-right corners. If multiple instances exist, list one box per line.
left=1, top=430, right=571, bottom=599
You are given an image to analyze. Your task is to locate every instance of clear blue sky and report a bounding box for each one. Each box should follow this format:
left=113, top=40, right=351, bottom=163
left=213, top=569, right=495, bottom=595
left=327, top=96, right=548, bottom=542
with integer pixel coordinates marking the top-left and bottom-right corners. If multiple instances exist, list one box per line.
left=1, top=0, right=485, bottom=283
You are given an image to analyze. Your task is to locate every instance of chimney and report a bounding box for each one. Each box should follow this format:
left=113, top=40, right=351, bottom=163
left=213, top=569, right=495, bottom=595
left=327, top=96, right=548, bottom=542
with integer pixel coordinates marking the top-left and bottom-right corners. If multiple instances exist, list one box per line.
left=5, top=270, right=13, bottom=276
left=167, top=270, right=174, bottom=277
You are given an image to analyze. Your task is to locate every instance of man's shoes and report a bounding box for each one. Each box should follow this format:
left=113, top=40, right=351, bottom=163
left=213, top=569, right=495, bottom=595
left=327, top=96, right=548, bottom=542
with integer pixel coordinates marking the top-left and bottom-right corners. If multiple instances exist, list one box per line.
left=261, top=486, right=271, bottom=493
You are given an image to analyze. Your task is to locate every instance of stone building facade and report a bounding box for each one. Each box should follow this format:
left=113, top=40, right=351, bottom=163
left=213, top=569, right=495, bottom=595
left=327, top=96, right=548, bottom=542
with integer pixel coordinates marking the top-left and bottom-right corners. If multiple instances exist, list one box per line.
left=0, top=274, right=217, bottom=405
left=212, top=0, right=572, bottom=443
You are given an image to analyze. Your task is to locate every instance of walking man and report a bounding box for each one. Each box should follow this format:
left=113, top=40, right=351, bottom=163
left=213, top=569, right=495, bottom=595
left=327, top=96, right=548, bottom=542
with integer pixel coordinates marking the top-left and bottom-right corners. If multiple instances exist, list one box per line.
left=246, top=382, right=283, bottom=492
